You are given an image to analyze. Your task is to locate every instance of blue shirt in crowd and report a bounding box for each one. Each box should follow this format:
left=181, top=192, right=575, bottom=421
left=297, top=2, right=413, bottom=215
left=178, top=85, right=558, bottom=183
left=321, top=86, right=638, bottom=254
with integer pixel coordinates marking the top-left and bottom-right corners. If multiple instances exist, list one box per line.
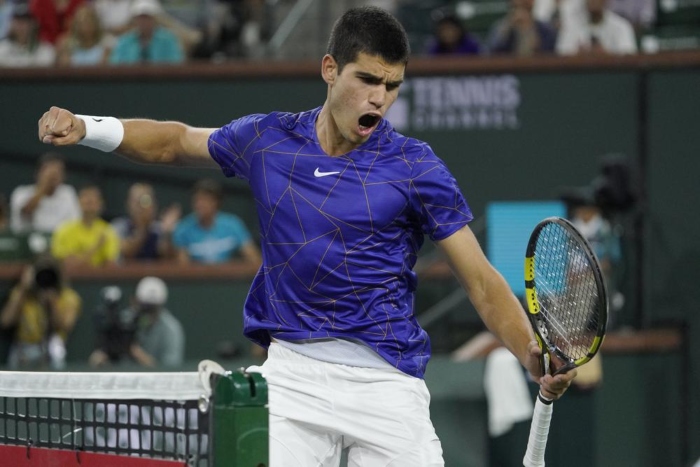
left=109, top=27, right=183, bottom=64
left=173, top=212, right=252, bottom=264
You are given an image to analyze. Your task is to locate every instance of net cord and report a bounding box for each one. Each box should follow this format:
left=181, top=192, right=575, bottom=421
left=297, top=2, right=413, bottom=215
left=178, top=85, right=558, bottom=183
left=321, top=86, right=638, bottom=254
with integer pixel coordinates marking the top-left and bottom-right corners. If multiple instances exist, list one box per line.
left=0, top=372, right=208, bottom=401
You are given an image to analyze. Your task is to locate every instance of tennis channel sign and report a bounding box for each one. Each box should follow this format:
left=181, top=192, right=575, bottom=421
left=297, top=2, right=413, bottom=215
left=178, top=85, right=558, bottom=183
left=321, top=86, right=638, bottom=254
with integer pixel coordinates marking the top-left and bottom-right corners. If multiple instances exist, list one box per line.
left=385, top=75, right=521, bottom=131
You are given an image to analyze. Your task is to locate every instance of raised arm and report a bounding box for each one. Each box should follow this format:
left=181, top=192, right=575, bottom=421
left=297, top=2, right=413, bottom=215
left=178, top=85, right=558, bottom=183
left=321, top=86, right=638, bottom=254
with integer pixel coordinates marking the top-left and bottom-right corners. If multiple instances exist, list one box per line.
left=436, top=225, right=575, bottom=400
left=38, top=106, right=219, bottom=168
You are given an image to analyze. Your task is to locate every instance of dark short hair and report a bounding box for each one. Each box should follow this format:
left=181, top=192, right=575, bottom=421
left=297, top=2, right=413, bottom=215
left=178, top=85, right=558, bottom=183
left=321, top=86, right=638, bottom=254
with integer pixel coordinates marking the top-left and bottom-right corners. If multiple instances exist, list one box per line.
left=78, top=183, right=102, bottom=195
left=37, top=152, right=65, bottom=168
left=193, top=178, right=223, bottom=202
left=326, top=6, right=410, bottom=72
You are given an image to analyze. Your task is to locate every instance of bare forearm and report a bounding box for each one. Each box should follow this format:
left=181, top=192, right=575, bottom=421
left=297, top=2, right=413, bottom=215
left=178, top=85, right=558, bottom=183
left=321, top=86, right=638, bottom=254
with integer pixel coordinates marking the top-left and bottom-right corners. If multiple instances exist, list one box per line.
left=20, top=191, right=46, bottom=217
left=120, top=230, right=148, bottom=258
left=37, top=107, right=217, bottom=168
left=468, top=271, right=534, bottom=365
left=437, top=226, right=535, bottom=365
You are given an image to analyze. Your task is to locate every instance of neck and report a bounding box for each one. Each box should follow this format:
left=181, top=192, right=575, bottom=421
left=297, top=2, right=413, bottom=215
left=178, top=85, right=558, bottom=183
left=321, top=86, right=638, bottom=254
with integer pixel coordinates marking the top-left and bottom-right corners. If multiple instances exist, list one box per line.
left=589, top=11, right=604, bottom=23
left=81, top=215, right=97, bottom=226
left=198, top=215, right=215, bottom=229
left=316, top=104, right=353, bottom=156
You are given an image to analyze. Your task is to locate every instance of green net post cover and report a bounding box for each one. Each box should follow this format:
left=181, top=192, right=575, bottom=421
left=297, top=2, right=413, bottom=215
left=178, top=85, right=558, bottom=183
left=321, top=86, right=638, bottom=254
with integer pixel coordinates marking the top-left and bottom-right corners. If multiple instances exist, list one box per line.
left=211, top=369, right=269, bottom=467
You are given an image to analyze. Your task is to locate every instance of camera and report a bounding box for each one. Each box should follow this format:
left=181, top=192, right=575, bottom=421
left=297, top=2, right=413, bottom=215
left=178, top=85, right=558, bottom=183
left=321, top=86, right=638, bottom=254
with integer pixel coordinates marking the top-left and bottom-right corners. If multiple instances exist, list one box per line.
left=93, top=286, right=138, bottom=362
left=33, top=256, right=61, bottom=290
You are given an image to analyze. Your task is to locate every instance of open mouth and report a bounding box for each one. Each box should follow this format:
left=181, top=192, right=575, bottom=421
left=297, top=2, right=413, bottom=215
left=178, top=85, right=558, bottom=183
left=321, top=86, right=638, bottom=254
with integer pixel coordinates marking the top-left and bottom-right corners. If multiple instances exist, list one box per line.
left=358, top=114, right=381, bottom=136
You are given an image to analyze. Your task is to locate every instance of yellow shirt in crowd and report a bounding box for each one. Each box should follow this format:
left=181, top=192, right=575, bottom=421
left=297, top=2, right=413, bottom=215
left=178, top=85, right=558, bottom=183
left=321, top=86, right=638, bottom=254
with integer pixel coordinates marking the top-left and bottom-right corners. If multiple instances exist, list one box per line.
left=10, top=287, right=82, bottom=344
left=51, top=219, right=120, bottom=266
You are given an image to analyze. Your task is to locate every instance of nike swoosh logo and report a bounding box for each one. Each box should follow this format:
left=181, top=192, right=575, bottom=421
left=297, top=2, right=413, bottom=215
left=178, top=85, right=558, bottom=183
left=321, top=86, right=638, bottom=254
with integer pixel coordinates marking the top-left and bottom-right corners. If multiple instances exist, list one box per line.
left=314, top=168, right=340, bottom=178
left=92, top=118, right=104, bottom=122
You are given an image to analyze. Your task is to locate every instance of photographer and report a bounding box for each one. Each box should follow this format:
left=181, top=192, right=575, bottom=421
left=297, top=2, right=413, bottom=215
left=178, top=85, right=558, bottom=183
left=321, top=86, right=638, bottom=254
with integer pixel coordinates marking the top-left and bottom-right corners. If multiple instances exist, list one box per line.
left=89, top=276, right=184, bottom=368
left=0, top=255, right=81, bottom=369
left=88, top=285, right=137, bottom=367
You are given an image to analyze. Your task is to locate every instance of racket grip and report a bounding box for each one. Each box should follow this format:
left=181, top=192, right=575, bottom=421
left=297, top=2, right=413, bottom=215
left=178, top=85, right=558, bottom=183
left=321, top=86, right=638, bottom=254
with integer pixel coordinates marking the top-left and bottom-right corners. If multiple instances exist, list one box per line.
left=523, top=392, right=554, bottom=467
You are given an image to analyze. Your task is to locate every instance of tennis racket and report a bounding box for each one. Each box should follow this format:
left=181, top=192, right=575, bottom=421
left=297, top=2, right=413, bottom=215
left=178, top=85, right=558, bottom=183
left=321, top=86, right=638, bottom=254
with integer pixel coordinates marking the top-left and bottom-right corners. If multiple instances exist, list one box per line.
left=522, top=217, right=608, bottom=467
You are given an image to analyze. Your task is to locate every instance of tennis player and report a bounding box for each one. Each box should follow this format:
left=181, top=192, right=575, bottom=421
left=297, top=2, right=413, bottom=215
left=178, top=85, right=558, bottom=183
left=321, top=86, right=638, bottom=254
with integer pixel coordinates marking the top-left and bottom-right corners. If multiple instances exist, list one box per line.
left=37, top=6, right=575, bottom=465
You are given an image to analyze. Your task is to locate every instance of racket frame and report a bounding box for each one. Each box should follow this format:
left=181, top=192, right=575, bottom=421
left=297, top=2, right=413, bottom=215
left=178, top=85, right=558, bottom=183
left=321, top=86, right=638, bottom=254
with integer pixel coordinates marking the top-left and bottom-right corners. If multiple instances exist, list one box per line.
left=524, top=216, right=609, bottom=376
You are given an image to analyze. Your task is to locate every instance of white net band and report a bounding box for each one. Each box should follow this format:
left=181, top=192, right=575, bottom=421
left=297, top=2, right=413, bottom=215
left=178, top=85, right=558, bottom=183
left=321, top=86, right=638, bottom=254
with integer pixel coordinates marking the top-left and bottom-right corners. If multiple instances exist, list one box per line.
left=0, top=371, right=208, bottom=401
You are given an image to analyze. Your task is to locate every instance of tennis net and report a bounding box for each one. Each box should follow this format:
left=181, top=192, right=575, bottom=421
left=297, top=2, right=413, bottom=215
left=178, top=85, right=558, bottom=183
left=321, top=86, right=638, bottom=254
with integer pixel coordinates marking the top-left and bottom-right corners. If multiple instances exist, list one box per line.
left=0, top=362, right=268, bottom=467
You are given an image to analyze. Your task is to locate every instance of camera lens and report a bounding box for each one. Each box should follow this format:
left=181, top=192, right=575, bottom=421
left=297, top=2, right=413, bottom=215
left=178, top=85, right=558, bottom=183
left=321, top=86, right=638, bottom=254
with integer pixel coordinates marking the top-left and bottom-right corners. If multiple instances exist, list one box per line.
left=35, top=267, right=59, bottom=289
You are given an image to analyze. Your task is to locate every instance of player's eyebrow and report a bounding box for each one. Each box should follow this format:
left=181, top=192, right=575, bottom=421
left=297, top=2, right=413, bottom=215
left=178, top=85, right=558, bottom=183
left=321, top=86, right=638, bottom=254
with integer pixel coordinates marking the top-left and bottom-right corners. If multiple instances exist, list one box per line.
left=355, top=71, right=404, bottom=88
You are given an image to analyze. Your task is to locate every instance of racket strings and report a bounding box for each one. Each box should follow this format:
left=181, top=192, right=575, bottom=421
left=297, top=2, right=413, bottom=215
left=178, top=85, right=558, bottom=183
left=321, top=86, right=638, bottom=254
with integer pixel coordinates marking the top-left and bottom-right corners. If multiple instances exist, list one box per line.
left=532, top=224, right=601, bottom=361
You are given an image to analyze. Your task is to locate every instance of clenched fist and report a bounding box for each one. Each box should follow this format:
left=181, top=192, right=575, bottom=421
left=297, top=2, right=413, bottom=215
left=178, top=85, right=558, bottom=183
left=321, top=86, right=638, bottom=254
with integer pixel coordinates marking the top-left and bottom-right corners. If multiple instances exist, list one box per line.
left=38, top=106, right=86, bottom=146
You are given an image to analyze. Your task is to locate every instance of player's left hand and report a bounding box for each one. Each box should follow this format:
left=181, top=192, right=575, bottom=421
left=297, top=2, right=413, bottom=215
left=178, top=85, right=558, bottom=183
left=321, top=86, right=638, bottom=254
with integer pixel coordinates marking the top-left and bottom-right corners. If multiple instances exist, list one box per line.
left=525, top=340, right=577, bottom=400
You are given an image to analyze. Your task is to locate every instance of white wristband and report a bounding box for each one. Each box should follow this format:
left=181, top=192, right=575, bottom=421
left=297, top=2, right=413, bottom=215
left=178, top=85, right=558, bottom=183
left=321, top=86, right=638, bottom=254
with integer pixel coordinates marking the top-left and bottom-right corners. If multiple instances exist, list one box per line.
left=76, top=115, right=124, bottom=152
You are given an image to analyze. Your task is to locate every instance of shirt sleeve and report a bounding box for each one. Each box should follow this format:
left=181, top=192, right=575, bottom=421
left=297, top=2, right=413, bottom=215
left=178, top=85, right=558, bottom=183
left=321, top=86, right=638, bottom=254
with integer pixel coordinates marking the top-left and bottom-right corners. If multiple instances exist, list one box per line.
left=9, top=186, right=30, bottom=233
left=207, top=113, right=268, bottom=180
left=409, top=146, right=473, bottom=241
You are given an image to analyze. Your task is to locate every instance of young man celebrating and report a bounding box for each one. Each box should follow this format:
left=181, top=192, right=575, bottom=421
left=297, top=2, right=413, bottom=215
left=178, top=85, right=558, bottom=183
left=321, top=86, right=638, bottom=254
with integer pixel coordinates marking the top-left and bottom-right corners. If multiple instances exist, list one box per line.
left=37, top=6, right=575, bottom=465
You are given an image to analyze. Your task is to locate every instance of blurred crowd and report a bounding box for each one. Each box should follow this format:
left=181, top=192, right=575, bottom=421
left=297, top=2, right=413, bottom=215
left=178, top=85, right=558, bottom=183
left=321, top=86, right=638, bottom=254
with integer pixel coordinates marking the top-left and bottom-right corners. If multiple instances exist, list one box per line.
left=424, top=0, right=650, bottom=57
left=0, top=0, right=268, bottom=67
left=0, top=0, right=669, bottom=68
left=0, top=152, right=262, bottom=370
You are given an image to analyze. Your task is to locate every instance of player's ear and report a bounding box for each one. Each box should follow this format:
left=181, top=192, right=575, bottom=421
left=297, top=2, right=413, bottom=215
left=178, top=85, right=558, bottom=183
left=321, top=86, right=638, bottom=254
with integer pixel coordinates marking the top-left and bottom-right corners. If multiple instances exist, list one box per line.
left=321, top=54, right=338, bottom=85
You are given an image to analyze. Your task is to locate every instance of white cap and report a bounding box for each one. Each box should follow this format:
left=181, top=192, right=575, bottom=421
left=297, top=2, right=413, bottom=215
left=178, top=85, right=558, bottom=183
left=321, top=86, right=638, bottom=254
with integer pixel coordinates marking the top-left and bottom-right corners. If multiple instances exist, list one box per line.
left=135, top=276, right=167, bottom=305
left=130, top=0, right=162, bottom=17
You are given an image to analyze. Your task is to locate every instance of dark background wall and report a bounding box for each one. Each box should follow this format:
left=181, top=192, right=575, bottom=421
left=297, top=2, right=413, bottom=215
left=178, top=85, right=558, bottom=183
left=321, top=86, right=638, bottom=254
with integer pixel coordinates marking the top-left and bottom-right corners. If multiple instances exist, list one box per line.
left=0, top=54, right=698, bottom=466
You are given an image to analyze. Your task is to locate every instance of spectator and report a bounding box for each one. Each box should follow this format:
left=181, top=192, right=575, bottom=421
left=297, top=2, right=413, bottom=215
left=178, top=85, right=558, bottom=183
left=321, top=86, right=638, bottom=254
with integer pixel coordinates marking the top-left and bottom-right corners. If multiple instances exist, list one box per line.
left=96, top=0, right=201, bottom=56
left=29, top=0, right=84, bottom=45
left=0, top=255, right=81, bottom=369
left=173, top=179, right=261, bottom=266
left=607, top=0, right=655, bottom=32
left=93, top=0, right=132, bottom=38
left=0, top=3, right=55, bottom=67
left=55, top=4, right=110, bottom=66
left=87, top=285, right=136, bottom=366
left=488, top=0, right=557, bottom=56
left=89, top=276, right=184, bottom=368
left=425, top=13, right=480, bottom=56
left=10, top=152, right=80, bottom=233
left=0, top=0, right=13, bottom=39
left=111, top=182, right=181, bottom=261
left=556, top=0, right=637, bottom=55
left=193, top=0, right=265, bottom=60
left=51, top=184, right=120, bottom=267
left=567, top=191, right=622, bottom=314
left=109, top=0, right=184, bottom=65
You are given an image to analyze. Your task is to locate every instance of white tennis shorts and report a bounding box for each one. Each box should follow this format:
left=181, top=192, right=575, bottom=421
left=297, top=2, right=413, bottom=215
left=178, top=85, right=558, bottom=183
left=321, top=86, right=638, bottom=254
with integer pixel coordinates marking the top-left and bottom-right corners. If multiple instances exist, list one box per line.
left=248, top=342, right=444, bottom=467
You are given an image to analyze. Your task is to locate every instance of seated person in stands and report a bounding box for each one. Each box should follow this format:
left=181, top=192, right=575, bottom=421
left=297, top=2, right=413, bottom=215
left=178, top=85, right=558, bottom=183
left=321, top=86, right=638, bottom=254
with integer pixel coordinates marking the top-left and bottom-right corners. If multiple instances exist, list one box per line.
left=0, top=255, right=81, bottom=369
left=173, top=179, right=262, bottom=266
left=487, top=0, right=557, bottom=55
left=0, top=3, right=55, bottom=67
left=10, top=152, right=80, bottom=234
left=51, top=184, right=120, bottom=267
left=55, top=4, right=111, bottom=67
left=109, top=0, right=184, bottom=64
left=424, top=13, right=480, bottom=56
left=89, top=276, right=184, bottom=368
left=111, top=182, right=180, bottom=261
left=556, top=0, right=637, bottom=55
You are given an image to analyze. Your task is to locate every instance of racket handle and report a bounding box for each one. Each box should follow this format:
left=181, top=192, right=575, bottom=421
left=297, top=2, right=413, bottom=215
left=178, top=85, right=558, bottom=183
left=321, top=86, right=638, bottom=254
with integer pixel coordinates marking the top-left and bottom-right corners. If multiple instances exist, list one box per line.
left=523, top=392, right=554, bottom=467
